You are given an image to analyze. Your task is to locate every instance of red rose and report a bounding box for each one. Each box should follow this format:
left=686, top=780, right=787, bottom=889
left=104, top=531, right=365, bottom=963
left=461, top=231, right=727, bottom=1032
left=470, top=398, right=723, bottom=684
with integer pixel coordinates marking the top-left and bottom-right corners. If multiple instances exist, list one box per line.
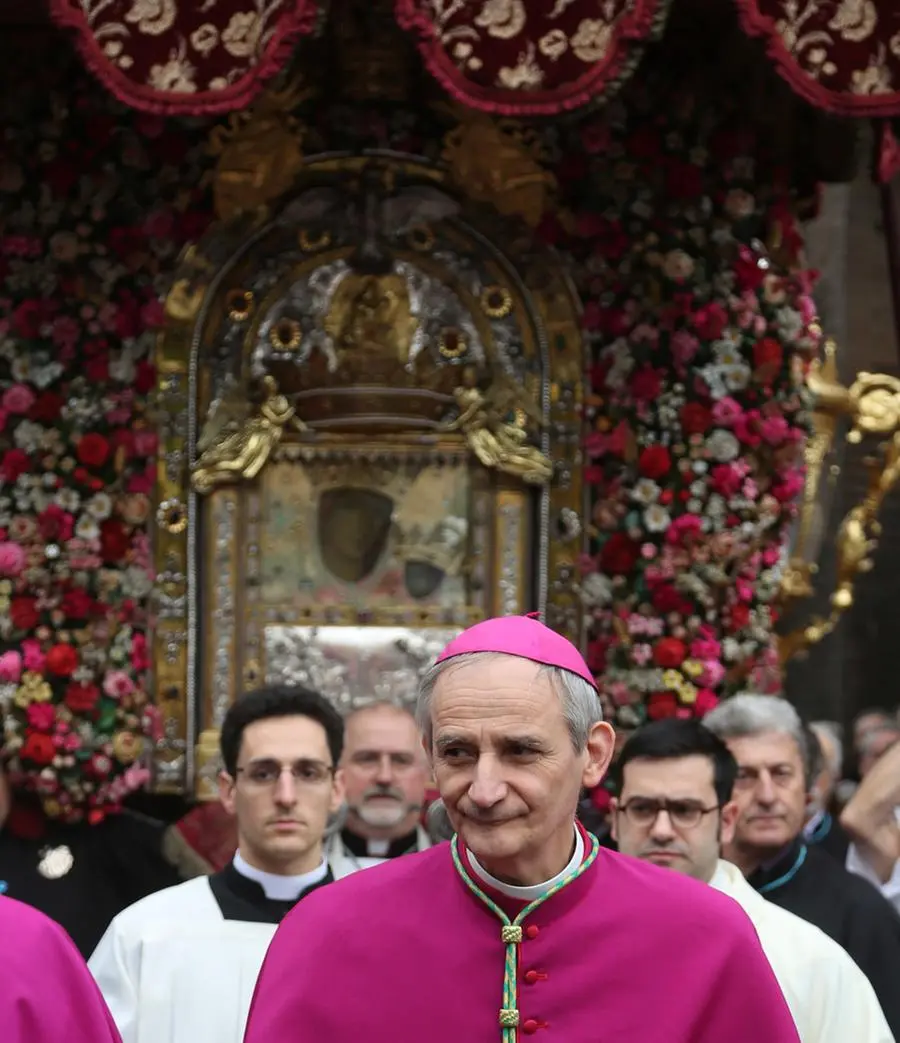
left=629, top=366, right=661, bottom=401
left=134, top=360, right=156, bottom=395
left=76, top=433, right=110, bottom=468
left=695, top=689, right=720, bottom=716
left=753, top=337, right=783, bottom=385
left=653, top=638, right=687, bottom=669
left=598, top=533, right=641, bottom=576
left=85, top=356, right=109, bottom=383
left=37, top=505, right=74, bottom=543
left=9, top=597, right=39, bottom=630
left=100, top=518, right=131, bottom=562
left=692, top=303, right=728, bottom=340
left=729, top=604, right=751, bottom=630
left=651, top=584, right=693, bottom=615
left=586, top=638, right=608, bottom=673
left=45, top=643, right=79, bottom=677
left=28, top=391, right=64, bottom=424
left=647, top=692, right=679, bottom=721
left=1, top=448, right=31, bottom=481
left=60, top=588, right=96, bottom=619
left=680, top=403, right=712, bottom=436
left=65, top=681, right=100, bottom=713
left=20, top=732, right=56, bottom=767
left=638, top=445, right=671, bottom=480
left=12, top=300, right=42, bottom=338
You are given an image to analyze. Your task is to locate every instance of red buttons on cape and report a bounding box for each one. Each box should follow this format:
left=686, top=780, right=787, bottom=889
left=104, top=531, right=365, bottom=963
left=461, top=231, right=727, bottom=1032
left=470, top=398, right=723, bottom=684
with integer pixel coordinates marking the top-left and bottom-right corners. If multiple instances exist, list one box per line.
left=522, top=1019, right=539, bottom=1035
left=525, top=924, right=540, bottom=939
left=524, top=970, right=540, bottom=984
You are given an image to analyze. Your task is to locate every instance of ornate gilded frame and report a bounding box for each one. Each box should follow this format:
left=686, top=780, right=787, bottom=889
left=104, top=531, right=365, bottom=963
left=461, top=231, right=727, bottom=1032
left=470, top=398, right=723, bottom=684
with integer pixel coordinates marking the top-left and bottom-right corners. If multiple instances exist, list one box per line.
left=152, top=149, right=586, bottom=796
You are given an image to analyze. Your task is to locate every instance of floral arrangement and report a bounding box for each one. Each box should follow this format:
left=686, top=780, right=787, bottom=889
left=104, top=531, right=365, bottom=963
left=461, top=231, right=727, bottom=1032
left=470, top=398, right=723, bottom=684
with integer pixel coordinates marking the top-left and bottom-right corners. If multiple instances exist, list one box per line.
left=543, top=89, right=821, bottom=727
left=0, top=68, right=211, bottom=824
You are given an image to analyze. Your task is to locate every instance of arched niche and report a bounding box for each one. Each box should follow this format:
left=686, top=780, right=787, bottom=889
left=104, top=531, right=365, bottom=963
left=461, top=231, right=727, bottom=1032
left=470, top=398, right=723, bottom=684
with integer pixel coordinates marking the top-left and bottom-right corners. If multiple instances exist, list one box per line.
left=152, top=153, right=585, bottom=797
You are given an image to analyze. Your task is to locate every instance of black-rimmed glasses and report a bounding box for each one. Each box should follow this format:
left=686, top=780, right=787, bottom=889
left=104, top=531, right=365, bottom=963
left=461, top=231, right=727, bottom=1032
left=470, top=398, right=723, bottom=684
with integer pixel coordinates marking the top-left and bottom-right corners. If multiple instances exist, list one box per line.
left=617, top=798, right=720, bottom=829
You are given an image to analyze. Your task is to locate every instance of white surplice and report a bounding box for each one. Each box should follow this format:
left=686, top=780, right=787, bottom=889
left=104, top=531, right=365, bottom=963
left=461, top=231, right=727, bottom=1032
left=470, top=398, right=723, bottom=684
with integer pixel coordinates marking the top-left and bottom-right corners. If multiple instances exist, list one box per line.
left=711, top=859, right=895, bottom=1043
left=88, top=876, right=276, bottom=1043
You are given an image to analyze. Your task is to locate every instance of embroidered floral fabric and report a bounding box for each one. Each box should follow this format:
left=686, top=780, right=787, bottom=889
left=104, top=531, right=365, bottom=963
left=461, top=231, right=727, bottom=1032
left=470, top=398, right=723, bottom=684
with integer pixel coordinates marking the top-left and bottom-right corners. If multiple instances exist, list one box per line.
left=395, top=0, right=666, bottom=114
left=48, top=0, right=320, bottom=114
left=737, top=0, right=900, bottom=115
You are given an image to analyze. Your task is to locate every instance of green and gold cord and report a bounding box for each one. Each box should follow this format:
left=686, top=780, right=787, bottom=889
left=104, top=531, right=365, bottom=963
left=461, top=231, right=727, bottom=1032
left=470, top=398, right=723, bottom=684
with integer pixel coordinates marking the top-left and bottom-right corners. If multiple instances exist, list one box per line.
left=450, top=832, right=600, bottom=1043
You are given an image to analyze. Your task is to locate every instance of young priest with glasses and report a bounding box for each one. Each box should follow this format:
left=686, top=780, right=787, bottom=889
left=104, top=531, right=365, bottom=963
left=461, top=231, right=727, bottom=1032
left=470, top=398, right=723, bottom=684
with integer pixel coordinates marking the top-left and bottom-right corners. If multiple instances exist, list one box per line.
left=89, top=685, right=344, bottom=1043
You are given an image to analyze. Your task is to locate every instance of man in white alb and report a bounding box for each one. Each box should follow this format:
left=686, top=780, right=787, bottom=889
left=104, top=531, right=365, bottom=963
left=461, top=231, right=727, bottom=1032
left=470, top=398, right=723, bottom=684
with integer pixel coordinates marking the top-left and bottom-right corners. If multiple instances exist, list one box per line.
left=89, top=685, right=344, bottom=1043
left=613, top=718, right=893, bottom=1043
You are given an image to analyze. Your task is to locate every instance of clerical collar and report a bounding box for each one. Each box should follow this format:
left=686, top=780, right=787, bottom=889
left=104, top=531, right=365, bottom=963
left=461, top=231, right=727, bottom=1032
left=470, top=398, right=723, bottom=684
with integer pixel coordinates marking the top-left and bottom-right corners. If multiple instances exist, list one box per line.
left=341, top=827, right=419, bottom=860
left=747, top=837, right=807, bottom=896
left=467, top=827, right=584, bottom=901
left=232, top=851, right=329, bottom=901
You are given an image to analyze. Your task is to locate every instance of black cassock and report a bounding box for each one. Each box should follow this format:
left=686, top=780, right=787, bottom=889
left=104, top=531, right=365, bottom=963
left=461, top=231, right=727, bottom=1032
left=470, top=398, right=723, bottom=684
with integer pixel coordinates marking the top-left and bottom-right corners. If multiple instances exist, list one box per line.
left=750, top=837, right=900, bottom=1038
left=0, top=808, right=181, bottom=957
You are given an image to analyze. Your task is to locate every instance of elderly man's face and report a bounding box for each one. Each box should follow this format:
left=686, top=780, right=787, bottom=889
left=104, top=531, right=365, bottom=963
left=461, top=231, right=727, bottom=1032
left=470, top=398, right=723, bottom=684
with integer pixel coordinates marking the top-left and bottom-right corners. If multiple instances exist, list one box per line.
left=428, top=656, right=613, bottom=886
left=723, top=731, right=807, bottom=859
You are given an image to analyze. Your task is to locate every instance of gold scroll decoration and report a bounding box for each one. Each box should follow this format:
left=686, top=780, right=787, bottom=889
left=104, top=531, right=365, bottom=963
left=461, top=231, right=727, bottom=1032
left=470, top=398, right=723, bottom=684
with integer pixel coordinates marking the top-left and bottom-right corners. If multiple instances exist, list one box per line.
left=778, top=340, right=900, bottom=662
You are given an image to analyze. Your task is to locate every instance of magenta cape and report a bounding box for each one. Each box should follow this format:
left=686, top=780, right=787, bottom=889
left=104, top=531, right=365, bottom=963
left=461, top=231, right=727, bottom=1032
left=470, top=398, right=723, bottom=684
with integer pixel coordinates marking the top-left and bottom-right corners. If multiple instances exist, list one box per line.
left=1, top=896, right=122, bottom=1043
left=244, top=829, right=800, bottom=1043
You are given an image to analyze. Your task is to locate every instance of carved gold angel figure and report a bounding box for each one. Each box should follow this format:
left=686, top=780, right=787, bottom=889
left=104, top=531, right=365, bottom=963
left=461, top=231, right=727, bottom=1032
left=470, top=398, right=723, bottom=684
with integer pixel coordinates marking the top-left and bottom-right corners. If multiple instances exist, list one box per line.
left=192, top=376, right=305, bottom=494
left=444, top=373, right=553, bottom=485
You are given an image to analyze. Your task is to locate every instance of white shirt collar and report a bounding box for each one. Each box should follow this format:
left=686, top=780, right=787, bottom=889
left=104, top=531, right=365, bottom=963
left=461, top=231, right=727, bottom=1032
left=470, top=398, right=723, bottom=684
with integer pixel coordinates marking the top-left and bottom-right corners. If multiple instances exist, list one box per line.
left=232, top=850, right=329, bottom=901
left=467, top=827, right=584, bottom=901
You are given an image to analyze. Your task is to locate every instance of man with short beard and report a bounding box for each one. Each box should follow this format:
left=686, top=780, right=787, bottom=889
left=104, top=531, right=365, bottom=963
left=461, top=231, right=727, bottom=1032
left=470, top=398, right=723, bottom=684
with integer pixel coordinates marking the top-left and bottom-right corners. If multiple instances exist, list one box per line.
left=328, top=703, right=430, bottom=876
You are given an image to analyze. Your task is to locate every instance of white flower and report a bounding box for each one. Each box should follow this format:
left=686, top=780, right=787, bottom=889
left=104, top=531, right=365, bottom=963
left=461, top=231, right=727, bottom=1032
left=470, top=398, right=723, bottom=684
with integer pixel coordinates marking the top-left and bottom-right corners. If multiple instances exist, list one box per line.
left=86, top=493, right=112, bottom=520
left=643, top=505, right=671, bottom=532
left=699, top=365, right=728, bottom=399
left=56, top=489, right=80, bottom=512
left=581, top=573, right=612, bottom=608
left=722, top=364, right=751, bottom=391
left=75, top=515, right=99, bottom=540
left=631, top=479, right=660, bottom=504
left=706, top=430, right=740, bottom=462
left=687, top=498, right=704, bottom=514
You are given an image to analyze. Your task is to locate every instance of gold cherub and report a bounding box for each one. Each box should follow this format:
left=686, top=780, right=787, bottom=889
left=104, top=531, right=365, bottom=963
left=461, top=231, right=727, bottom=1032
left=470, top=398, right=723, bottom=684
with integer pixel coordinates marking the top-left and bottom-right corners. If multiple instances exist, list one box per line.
left=444, top=371, right=553, bottom=485
left=191, top=376, right=305, bottom=494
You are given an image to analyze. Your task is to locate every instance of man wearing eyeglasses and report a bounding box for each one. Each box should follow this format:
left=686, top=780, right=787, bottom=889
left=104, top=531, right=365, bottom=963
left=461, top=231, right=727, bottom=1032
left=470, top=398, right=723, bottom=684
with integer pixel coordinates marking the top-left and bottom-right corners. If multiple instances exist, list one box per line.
left=613, top=718, right=893, bottom=1043
left=329, top=702, right=431, bottom=876
left=88, top=685, right=344, bottom=1043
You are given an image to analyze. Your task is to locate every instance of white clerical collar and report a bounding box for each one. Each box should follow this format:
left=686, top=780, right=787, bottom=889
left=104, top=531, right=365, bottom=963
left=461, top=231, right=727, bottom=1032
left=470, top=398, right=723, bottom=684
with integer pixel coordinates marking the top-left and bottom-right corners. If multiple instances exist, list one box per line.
left=232, top=850, right=329, bottom=901
left=467, top=827, right=584, bottom=901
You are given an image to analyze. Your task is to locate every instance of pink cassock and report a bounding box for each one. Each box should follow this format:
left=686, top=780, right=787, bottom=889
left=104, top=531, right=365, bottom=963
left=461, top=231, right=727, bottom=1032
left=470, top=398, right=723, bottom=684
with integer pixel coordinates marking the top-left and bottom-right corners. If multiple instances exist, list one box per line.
left=244, top=825, right=800, bottom=1043
left=1, top=896, right=122, bottom=1043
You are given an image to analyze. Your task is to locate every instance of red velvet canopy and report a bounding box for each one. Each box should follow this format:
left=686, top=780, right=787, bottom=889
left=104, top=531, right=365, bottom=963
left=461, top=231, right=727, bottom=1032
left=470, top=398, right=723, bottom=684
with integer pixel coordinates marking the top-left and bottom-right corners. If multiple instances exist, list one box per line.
left=48, top=1, right=900, bottom=123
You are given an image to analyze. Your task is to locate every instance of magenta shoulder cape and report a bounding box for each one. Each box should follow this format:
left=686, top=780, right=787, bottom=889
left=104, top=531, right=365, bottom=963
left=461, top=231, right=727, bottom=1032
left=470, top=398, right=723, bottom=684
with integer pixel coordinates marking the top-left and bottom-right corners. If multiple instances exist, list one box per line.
left=1, top=896, right=122, bottom=1043
left=244, top=832, right=800, bottom=1043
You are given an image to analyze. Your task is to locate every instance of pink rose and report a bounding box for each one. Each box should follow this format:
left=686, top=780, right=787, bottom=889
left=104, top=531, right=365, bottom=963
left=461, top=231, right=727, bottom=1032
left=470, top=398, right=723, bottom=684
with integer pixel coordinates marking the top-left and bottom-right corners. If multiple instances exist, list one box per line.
left=699, top=660, right=726, bottom=687
left=0, top=540, right=25, bottom=576
left=711, top=397, right=743, bottom=427
left=758, top=415, right=790, bottom=446
left=21, top=639, right=45, bottom=672
left=2, top=384, right=35, bottom=414
left=690, top=638, right=721, bottom=660
left=26, top=702, right=57, bottom=732
left=102, top=670, right=135, bottom=699
left=0, top=650, right=22, bottom=683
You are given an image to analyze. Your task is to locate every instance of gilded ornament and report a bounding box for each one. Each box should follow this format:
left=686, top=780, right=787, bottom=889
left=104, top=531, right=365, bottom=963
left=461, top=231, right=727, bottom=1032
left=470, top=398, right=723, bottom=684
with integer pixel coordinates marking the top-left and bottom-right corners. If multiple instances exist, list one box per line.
left=442, top=114, right=556, bottom=228
left=157, top=499, right=188, bottom=535
left=165, top=278, right=206, bottom=322
left=269, top=318, right=303, bottom=352
left=443, top=373, right=553, bottom=485
left=408, top=225, right=435, bottom=251
left=226, top=288, right=254, bottom=322
left=325, top=271, right=419, bottom=365
left=192, top=376, right=306, bottom=495
left=438, top=328, right=469, bottom=360
left=480, top=285, right=513, bottom=319
left=112, top=730, right=143, bottom=765
left=780, top=340, right=900, bottom=660
left=207, top=78, right=309, bottom=221
left=299, top=228, right=332, bottom=252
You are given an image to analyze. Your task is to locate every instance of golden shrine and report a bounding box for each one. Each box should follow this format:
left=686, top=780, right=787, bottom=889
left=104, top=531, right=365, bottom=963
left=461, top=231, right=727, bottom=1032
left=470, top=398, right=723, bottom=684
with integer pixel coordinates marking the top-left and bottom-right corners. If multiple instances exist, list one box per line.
left=153, top=72, right=586, bottom=795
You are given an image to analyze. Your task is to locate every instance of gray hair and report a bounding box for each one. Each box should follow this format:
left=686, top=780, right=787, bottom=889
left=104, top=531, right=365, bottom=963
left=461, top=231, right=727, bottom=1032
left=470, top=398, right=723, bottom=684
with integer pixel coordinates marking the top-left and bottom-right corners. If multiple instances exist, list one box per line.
left=809, top=721, right=844, bottom=779
left=703, top=693, right=813, bottom=784
left=416, top=652, right=602, bottom=752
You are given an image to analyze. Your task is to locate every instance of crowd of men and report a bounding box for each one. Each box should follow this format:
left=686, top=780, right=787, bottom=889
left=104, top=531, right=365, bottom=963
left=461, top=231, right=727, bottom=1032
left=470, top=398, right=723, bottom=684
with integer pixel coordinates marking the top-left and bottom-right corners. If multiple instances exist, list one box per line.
left=3, top=614, right=900, bottom=1041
